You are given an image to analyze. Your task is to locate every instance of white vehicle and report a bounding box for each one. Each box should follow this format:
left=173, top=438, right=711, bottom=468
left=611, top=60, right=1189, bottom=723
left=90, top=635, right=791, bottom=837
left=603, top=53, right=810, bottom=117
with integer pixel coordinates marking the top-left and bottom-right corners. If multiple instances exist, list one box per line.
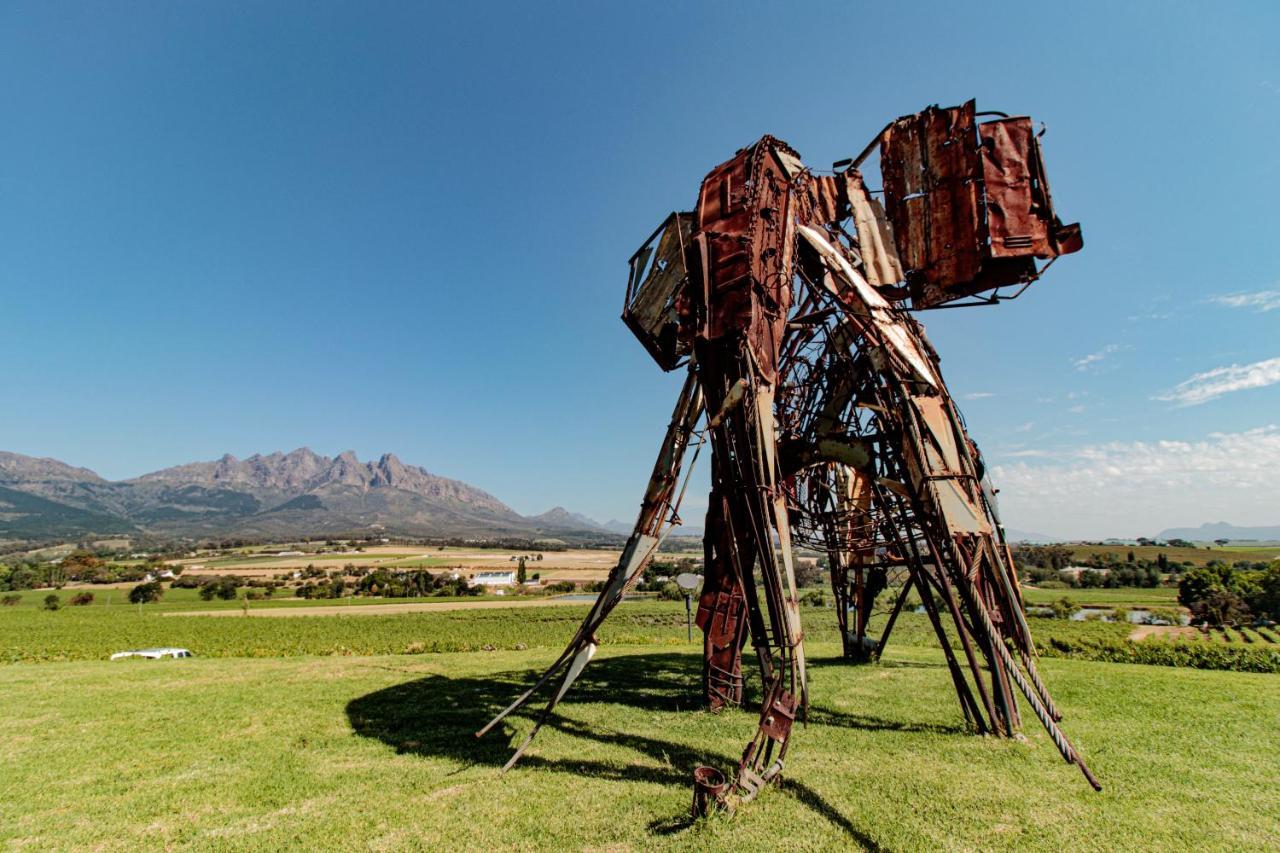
left=110, top=647, right=193, bottom=660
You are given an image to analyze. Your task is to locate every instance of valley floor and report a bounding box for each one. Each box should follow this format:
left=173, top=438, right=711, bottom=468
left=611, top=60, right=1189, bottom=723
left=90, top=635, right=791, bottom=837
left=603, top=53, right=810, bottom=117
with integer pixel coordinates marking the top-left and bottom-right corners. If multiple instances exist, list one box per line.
left=2, top=643, right=1275, bottom=851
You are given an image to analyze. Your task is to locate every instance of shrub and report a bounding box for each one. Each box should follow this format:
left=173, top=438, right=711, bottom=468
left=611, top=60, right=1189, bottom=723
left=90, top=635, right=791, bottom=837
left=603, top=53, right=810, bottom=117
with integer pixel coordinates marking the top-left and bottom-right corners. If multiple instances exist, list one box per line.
left=658, top=582, right=683, bottom=601
left=794, top=560, right=823, bottom=588
left=70, top=592, right=95, bottom=606
left=1048, top=597, right=1079, bottom=620
left=128, top=582, right=164, bottom=605
left=1190, top=590, right=1250, bottom=627
left=801, top=589, right=826, bottom=607
left=43, top=594, right=60, bottom=611
left=1144, top=607, right=1183, bottom=625
left=1, top=594, right=21, bottom=606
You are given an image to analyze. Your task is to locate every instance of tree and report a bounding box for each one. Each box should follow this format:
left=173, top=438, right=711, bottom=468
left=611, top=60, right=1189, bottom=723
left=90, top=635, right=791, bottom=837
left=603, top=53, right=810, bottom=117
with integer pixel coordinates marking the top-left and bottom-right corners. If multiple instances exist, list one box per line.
left=43, top=593, right=60, bottom=611
left=517, top=557, right=527, bottom=585
left=70, top=591, right=94, bottom=606
left=1189, top=590, right=1249, bottom=627
left=129, top=582, right=164, bottom=605
left=1214, top=538, right=1230, bottom=548
left=794, top=559, right=823, bottom=588
left=1178, top=565, right=1231, bottom=608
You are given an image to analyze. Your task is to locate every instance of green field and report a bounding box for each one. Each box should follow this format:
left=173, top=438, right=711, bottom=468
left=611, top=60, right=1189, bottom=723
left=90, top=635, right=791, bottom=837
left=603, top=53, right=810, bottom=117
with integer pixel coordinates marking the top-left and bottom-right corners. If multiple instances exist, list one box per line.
left=1, top=598, right=1141, bottom=664
left=1019, top=586, right=1180, bottom=607
left=1065, top=544, right=1279, bottom=566
left=2, top=643, right=1275, bottom=850
left=2, top=589, right=1276, bottom=848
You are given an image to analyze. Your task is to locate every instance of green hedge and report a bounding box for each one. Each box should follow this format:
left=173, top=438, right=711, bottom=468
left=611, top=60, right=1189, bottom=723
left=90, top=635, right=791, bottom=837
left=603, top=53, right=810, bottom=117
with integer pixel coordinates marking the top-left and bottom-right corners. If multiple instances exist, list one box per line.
left=1040, top=636, right=1280, bottom=674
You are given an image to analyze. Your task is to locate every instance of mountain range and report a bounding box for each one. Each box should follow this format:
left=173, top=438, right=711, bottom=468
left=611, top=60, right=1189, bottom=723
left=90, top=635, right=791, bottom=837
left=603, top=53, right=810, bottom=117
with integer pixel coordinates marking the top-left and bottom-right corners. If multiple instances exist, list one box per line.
left=1155, top=522, right=1280, bottom=542
left=0, top=449, right=622, bottom=542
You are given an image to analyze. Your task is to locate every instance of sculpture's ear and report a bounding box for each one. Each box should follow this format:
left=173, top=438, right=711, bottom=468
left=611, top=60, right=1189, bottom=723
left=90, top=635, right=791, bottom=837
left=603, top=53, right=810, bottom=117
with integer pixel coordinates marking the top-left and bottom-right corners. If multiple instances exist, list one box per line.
left=623, top=211, right=695, bottom=371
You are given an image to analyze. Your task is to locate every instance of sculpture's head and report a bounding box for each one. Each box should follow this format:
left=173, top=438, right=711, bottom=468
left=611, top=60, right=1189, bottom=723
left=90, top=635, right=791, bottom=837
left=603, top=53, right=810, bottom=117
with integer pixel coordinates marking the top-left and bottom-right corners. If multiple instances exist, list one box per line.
left=622, top=100, right=1081, bottom=371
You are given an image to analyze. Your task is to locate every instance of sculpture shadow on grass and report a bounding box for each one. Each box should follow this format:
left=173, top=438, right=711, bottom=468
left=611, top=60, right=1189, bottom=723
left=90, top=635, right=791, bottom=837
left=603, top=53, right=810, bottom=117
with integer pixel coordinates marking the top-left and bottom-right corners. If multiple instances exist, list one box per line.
left=344, top=649, right=968, bottom=849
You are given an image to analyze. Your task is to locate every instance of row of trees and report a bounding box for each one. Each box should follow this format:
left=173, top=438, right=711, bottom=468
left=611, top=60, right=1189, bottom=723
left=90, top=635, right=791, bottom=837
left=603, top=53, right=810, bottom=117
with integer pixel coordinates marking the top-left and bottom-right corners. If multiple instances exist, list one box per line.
left=1178, top=562, right=1280, bottom=626
left=0, top=551, right=175, bottom=591
left=350, top=569, right=478, bottom=599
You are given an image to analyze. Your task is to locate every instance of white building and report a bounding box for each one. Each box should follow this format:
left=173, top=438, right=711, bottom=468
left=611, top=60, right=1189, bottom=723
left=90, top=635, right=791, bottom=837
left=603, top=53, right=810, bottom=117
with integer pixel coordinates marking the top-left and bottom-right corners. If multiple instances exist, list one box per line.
left=470, top=571, right=517, bottom=587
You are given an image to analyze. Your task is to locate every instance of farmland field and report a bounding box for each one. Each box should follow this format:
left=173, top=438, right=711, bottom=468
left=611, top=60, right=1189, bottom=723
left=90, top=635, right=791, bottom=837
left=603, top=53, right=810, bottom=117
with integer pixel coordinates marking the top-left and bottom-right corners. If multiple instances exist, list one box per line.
left=165, top=544, right=626, bottom=582
left=1063, top=543, right=1279, bottom=566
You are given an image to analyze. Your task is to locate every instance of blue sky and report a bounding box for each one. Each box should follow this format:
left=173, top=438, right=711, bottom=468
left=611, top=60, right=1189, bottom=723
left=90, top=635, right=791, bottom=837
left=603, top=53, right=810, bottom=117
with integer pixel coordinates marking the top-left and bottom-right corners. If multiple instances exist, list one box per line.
left=2, top=1, right=1277, bottom=539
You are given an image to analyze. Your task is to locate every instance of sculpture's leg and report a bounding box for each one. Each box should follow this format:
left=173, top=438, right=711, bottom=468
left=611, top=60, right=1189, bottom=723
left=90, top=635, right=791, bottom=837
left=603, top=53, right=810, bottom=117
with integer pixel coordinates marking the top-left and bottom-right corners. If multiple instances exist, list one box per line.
left=476, top=366, right=703, bottom=767
left=796, top=223, right=1099, bottom=789
left=694, top=342, right=807, bottom=808
left=695, top=489, right=749, bottom=709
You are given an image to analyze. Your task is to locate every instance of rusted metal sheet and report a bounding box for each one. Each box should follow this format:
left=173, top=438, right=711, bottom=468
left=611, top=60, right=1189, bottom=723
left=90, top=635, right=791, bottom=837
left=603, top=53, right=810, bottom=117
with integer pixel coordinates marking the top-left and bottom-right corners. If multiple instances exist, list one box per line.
left=882, top=101, right=984, bottom=307
left=980, top=117, right=1083, bottom=258
left=481, top=100, right=1099, bottom=812
left=847, top=171, right=903, bottom=287
left=880, top=101, right=1081, bottom=308
left=689, top=137, right=796, bottom=383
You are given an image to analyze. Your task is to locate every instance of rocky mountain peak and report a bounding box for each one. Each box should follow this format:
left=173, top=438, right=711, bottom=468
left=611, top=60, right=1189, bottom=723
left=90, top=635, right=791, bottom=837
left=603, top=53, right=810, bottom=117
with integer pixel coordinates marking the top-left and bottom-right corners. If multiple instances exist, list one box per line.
left=0, top=452, right=105, bottom=484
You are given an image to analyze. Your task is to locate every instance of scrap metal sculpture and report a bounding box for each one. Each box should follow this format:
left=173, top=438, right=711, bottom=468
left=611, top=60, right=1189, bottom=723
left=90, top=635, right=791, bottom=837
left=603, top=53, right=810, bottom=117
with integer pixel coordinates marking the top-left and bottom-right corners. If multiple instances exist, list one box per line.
left=478, top=101, right=1099, bottom=811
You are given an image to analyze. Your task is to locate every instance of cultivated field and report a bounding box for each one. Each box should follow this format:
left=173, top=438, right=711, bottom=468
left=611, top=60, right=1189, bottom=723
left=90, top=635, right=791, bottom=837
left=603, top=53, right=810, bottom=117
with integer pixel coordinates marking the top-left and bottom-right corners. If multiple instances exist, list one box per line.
left=164, top=545, right=630, bottom=584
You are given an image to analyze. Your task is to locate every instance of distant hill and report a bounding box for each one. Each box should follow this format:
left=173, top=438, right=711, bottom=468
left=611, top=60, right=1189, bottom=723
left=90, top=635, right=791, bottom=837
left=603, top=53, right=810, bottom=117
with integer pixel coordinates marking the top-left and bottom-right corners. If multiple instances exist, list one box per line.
left=528, top=507, right=611, bottom=533
left=0, top=448, right=607, bottom=541
left=1155, top=522, right=1280, bottom=543
left=1003, top=528, right=1063, bottom=544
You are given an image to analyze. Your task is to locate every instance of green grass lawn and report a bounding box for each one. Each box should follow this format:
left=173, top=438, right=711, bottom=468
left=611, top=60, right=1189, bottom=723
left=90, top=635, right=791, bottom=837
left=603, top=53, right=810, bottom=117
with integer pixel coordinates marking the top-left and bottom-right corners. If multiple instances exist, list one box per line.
left=1, top=643, right=1275, bottom=850
left=1019, top=586, right=1180, bottom=607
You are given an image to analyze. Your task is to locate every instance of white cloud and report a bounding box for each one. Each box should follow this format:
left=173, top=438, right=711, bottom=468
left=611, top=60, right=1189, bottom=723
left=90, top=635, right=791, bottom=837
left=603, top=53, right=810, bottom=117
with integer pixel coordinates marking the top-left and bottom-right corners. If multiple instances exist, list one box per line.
left=963, top=392, right=995, bottom=400
left=1154, top=356, right=1280, bottom=406
left=1208, top=289, right=1280, bottom=313
left=1013, top=421, right=1035, bottom=433
left=990, top=425, right=1280, bottom=539
left=1067, top=404, right=1087, bottom=414
left=1072, top=344, right=1127, bottom=372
